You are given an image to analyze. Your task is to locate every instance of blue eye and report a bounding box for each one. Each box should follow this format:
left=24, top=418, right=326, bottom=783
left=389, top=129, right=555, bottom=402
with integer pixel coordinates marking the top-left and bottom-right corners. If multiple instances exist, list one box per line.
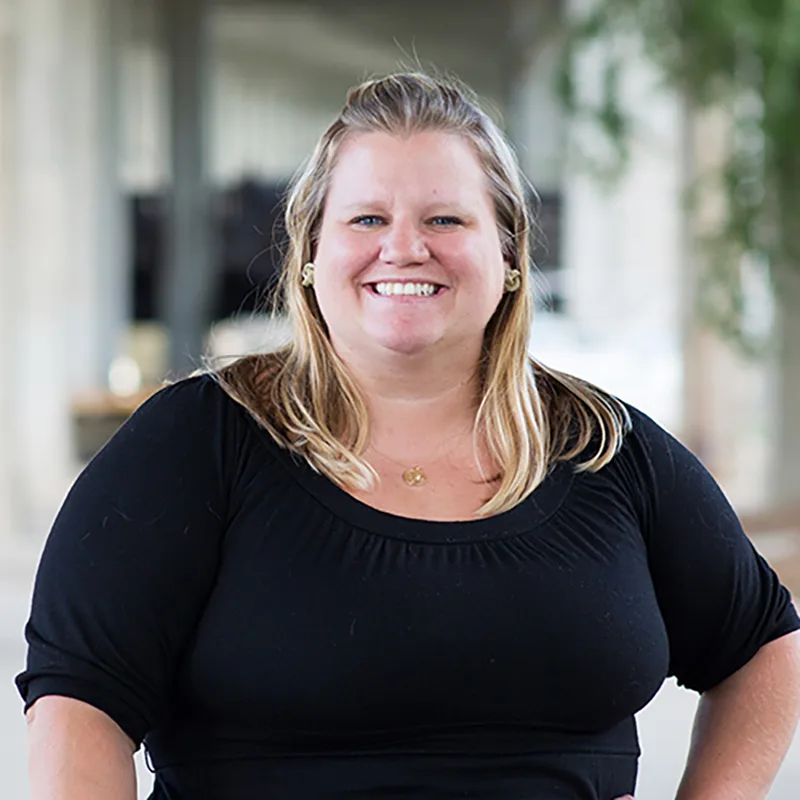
left=352, top=215, right=385, bottom=226
left=430, top=216, right=462, bottom=226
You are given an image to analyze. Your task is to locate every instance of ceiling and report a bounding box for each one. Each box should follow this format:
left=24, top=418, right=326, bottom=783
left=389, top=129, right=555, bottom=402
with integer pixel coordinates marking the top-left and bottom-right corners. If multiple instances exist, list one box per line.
left=208, top=0, right=533, bottom=108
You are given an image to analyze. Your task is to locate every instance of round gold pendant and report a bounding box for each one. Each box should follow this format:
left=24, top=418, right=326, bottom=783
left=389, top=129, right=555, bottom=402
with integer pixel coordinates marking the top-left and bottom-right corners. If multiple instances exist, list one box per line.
left=402, top=466, right=427, bottom=487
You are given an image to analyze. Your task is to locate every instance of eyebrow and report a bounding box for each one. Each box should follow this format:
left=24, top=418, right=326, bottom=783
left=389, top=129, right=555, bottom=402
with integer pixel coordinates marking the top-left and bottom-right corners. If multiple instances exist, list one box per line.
left=338, top=201, right=389, bottom=212
left=338, top=202, right=477, bottom=217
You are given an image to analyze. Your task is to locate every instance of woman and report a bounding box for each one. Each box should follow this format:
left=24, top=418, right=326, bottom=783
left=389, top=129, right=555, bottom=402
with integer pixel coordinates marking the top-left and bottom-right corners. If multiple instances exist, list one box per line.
left=18, top=73, right=800, bottom=799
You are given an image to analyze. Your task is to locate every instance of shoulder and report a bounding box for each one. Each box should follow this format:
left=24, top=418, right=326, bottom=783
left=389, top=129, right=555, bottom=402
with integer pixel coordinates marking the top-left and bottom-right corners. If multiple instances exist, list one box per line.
left=78, top=371, right=294, bottom=524
left=617, top=403, right=696, bottom=487
left=100, top=372, right=264, bottom=483
left=607, top=402, right=737, bottom=542
left=141, top=371, right=232, bottom=412
left=573, top=402, right=690, bottom=521
left=131, top=371, right=250, bottom=434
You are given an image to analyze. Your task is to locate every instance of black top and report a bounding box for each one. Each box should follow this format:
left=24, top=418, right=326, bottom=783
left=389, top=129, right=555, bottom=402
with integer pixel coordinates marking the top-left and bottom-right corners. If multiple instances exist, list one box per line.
left=16, top=375, right=799, bottom=799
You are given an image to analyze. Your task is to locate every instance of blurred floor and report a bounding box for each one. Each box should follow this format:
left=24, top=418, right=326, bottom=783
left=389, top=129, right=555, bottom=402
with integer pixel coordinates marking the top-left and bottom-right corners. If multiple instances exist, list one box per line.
left=2, top=533, right=798, bottom=799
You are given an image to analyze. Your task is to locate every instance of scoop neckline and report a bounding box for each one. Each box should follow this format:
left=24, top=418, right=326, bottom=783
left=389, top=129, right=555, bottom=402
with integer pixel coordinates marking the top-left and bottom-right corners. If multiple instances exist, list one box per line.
left=264, top=435, right=575, bottom=544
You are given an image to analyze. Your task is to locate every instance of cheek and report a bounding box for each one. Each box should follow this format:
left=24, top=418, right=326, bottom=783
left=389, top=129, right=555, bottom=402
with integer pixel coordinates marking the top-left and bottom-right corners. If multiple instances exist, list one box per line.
left=315, top=225, right=378, bottom=275
left=449, top=240, right=506, bottom=293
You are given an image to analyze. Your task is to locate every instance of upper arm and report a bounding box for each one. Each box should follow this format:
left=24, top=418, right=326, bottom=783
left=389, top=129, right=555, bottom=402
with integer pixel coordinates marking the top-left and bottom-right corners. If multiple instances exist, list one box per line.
left=16, top=376, right=238, bottom=745
left=622, top=408, right=800, bottom=693
left=27, top=694, right=136, bottom=754
left=27, top=696, right=137, bottom=800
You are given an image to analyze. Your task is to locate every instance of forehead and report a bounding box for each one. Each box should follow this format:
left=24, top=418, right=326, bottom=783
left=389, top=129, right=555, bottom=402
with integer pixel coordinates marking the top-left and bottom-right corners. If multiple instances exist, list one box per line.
left=326, top=130, right=493, bottom=207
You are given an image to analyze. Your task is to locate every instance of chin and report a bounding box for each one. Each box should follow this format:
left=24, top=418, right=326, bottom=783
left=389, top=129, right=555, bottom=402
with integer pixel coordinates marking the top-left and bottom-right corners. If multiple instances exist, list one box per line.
left=363, top=320, right=443, bottom=357
left=376, top=337, right=438, bottom=357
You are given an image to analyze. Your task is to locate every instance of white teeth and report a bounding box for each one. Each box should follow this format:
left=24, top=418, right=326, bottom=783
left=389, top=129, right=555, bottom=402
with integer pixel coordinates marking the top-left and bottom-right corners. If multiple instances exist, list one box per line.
left=374, top=282, right=440, bottom=297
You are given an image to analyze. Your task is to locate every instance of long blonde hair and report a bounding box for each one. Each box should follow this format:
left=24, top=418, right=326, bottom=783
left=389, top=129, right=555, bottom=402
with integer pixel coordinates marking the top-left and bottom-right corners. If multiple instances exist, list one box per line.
left=215, top=72, right=629, bottom=516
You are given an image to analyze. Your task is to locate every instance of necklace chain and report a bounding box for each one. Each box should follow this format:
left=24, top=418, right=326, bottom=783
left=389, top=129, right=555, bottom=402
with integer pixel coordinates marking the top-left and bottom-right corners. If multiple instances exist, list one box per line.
left=368, top=430, right=472, bottom=489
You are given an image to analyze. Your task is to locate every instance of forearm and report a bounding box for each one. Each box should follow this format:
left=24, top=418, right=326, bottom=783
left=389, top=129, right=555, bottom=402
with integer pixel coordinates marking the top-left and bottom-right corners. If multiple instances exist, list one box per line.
left=676, top=631, right=800, bottom=800
left=27, top=696, right=137, bottom=800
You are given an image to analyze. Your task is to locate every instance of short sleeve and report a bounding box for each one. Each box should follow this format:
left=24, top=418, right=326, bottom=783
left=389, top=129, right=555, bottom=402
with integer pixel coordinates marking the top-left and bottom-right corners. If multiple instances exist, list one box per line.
left=15, top=375, right=239, bottom=746
left=619, top=406, right=800, bottom=694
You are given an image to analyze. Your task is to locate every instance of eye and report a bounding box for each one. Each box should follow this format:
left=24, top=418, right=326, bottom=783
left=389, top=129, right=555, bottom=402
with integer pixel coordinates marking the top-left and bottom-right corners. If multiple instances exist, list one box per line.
left=351, top=215, right=386, bottom=227
left=429, top=216, right=463, bottom=227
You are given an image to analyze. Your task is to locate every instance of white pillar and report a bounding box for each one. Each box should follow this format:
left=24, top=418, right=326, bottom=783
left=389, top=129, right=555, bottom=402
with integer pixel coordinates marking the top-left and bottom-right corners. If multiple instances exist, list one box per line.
left=64, top=0, right=129, bottom=390
left=0, top=0, right=128, bottom=538
left=0, top=0, right=18, bottom=537
left=7, top=0, right=74, bottom=535
left=507, top=0, right=565, bottom=194
left=561, top=31, right=684, bottom=426
left=679, top=106, right=774, bottom=509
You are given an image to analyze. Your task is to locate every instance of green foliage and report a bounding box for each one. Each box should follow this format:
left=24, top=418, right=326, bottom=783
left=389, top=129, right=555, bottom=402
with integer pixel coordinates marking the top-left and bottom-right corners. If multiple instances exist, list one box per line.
left=559, top=0, right=800, bottom=353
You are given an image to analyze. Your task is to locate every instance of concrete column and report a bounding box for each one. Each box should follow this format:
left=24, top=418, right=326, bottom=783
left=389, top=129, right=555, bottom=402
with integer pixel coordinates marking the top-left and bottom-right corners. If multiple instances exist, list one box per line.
left=506, top=0, right=564, bottom=192
left=772, top=264, right=800, bottom=508
left=65, top=0, right=129, bottom=390
left=0, top=0, right=129, bottom=538
left=564, top=47, right=683, bottom=339
left=510, top=37, right=566, bottom=195
left=680, top=106, right=773, bottom=509
left=6, top=0, right=74, bottom=535
left=561, top=28, right=684, bottom=426
left=161, top=0, right=216, bottom=376
left=0, top=0, right=18, bottom=538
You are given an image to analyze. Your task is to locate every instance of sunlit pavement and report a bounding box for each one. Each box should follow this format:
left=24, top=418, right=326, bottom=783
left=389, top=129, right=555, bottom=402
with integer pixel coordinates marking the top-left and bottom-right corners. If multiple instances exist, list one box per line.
left=2, top=537, right=798, bottom=799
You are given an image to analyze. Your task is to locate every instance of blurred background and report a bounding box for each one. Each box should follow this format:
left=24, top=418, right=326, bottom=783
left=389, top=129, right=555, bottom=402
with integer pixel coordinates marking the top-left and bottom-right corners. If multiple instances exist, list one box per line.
left=1, top=0, right=799, bottom=796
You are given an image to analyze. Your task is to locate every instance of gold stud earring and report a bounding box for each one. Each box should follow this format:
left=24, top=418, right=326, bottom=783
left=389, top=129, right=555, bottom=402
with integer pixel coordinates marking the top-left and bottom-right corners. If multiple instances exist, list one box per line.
left=504, top=268, right=521, bottom=292
left=301, top=262, right=315, bottom=287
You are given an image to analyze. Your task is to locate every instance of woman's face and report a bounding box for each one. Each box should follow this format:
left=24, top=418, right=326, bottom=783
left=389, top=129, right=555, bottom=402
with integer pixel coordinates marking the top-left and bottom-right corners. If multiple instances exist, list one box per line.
left=312, top=131, right=508, bottom=362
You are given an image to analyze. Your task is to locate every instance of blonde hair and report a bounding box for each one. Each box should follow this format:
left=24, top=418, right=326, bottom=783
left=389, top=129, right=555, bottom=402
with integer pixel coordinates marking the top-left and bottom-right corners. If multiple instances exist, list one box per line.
left=215, top=72, right=629, bottom=516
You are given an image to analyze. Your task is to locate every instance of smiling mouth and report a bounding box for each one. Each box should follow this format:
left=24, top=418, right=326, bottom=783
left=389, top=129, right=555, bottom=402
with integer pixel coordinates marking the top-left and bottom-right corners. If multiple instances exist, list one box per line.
left=366, top=281, right=446, bottom=297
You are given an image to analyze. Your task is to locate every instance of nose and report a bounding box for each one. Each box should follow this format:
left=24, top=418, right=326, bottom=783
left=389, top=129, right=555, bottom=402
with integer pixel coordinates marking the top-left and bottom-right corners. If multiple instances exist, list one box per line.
left=379, top=219, right=429, bottom=266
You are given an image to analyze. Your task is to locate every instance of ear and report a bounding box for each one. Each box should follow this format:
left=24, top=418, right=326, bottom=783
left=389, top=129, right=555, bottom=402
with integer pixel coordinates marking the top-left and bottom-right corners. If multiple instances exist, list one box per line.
left=499, top=231, right=516, bottom=269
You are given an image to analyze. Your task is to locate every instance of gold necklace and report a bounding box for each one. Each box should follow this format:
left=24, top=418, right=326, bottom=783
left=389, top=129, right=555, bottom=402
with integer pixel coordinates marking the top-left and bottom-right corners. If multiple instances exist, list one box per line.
left=369, top=432, right=472, bottom=488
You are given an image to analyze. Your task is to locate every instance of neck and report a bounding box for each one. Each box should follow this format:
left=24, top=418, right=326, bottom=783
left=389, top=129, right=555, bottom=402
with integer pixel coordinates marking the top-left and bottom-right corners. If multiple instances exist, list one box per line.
left=333, top=340, right=483, bottom=449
